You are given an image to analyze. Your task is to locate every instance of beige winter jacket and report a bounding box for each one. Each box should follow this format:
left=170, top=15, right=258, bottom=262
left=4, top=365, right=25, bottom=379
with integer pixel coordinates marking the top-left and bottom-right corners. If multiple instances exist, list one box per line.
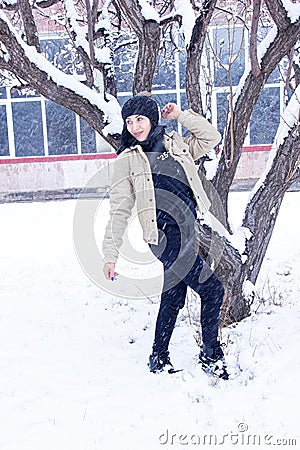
left=102, top=110, right=221, bottom=263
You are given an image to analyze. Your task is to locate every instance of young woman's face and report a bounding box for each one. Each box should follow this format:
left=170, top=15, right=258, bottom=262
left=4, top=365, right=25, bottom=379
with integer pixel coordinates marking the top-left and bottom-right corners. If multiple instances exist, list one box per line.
left=125, top=115, right=152, bottom=142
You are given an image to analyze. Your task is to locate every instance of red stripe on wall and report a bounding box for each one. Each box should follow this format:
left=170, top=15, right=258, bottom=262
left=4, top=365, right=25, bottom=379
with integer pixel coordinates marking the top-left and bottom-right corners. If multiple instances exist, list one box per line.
left=0, top=153, right=117, bottom=165
left=242, top=145, right=271, bottom=153
left=0, top=145, right=272, bottom=165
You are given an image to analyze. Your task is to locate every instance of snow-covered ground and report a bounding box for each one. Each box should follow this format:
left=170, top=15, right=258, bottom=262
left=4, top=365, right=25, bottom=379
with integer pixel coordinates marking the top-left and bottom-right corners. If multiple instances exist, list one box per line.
left=0, top=192, right=299, bottom=450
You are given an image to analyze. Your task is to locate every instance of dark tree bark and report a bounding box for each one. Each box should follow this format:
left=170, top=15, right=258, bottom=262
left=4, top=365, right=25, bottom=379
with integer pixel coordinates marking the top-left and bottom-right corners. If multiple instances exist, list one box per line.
left=0, top=16, right=120, bottom=148
left=265, top=0, right=294, bottom=29
left=18, top=0, right=40, bottom=51
left=212, top=17, right=300, bottom=225
left=243, top=122, right=300, bottom=285
left=196, top=220, right=248, bottom=324
left=186, top=0, right=217, bottom=114
left=114, top=0, right=160, bottom=94
left=134, top=20, right=160, bottom=94
left=250, top=0, right=261, bottom=78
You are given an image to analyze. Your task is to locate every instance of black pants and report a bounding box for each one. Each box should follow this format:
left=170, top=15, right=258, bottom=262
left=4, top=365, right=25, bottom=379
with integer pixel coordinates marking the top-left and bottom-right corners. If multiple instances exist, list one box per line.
left=150, top=221, right=224, bottom=358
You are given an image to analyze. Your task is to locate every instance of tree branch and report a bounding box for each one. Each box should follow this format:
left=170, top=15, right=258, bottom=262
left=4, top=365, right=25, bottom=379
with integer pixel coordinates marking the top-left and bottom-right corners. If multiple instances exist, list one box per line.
left=114, top=0, right=149, bottom=37
left=0, top=60, right=11, bottom=71
left=265, top=0, right=294, bottom=29
left=293, top=59, right=300, bottom=87
left=0, top=13, right=121, bottom=147
left=186, top=0, right=217, bottom=113
left=35, top=0, right=60, bottom=8
left=85, top=0, right=96, bottom=66
left=243, top=119, right=300, bottom=284
left=250, top=0, right=261, bottom=78
left=17, top=0, right=40, bottom=51
left=114, top=0, right=160, bottom=94
left=212, top=18, right=300, bottom=224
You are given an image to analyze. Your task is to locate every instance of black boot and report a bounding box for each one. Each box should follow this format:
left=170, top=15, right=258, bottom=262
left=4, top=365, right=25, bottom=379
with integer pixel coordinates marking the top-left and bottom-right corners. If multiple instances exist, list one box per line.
left=199, top=342, right=229, bottom=380
left=148, top=352, right=174, bottom=374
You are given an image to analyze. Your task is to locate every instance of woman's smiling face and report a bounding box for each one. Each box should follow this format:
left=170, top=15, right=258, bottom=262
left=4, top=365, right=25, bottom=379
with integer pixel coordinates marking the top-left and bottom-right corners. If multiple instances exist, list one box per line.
left=125, top=114, right=152, bottom=142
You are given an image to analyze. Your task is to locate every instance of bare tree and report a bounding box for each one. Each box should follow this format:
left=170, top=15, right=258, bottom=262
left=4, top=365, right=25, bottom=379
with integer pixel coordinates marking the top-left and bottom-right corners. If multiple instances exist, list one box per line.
left=114, top=0, right=161, bottom=94
left=0, top=0, right=299, bottom=324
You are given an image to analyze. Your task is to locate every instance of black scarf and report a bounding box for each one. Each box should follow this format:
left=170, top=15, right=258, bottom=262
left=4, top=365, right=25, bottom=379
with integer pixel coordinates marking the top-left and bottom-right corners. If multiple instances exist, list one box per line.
left=117, top=125, right=166, bottom=154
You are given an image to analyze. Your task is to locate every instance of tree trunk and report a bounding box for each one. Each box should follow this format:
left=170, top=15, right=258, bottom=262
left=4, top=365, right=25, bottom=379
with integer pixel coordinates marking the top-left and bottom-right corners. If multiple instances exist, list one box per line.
left=115, top=0, right=160, bottom=95
left=133, top=20, right=160, bottom=94
left=17, top=0, right=40, bottom=50
left=186, top=0, right=217, bottom=114
left=196, top=222, right=251, bottom=325
left=197, top=118, right=300, bottom=325
left=243, top=123, right=300, bottom=285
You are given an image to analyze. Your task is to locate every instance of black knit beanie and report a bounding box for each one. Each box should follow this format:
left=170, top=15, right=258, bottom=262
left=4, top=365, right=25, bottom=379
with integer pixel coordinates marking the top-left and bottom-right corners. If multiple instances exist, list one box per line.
left=121, top=95, right=159, bottom=127
left=117, top=94, right=164, bottom=154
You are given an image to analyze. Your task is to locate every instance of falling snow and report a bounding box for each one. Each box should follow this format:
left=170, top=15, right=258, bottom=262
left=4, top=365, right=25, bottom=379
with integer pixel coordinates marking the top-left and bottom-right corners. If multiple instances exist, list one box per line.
left=0, top=191, right=299, bottom=449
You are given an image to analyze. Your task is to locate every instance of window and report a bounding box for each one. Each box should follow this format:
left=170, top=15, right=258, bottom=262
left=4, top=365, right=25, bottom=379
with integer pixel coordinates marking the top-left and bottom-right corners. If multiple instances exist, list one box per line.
left=80, top=117, right=97, bottom=154
left=0, top=36, right=111, bottom=159
left=0, top=26, right=286, bottom=160
left=216, top=92, right=228, bottom=136
left=0, top=87, right=7, bottom=99
left=0, top=105, right=9, bottom=156
left=211, top=25, right=282, bottom=145
left=213, top=26, right=245, bottom=88
left=40, top=38, right=83, bottom=75
left=12, top=101, right=44, bottom=157
left=250, top=87, right=280, bottom=145
left=46, top=101, right=78, bottom=155
left=114, top=36, right=137, bottom=93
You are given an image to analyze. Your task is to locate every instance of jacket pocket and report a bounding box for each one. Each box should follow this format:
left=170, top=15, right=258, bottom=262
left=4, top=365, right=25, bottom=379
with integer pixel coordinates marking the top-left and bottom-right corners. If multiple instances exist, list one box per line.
left=130, top=165, right=147, bottom=191
left=130, top=165, right=144, bottom=177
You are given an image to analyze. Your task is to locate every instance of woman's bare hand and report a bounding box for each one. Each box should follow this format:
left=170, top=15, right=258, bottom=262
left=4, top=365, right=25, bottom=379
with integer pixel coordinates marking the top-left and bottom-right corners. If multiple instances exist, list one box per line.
left=161, top=103, right=181, bottom=120
left=103, top=262, right=117, bottom=281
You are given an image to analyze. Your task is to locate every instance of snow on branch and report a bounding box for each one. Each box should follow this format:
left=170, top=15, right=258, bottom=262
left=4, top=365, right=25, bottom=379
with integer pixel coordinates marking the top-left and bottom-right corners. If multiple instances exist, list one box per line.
left=0, top=9, right=122, bottom=135
left=228, top=226, right=252, bottom=261
left=233, top=25, right=278, bottom=108
left=95, top=1, right=112, bottom=35
left=63, top=0, right=89, bottom=53
left=137, top=0, right=159, bottom=22
left=174, top=0, right=196, bottom=45
left=63, top=0, right=111, bottom=64
left=0, top=0, right=17, bottom=6
left=281, top=0, right=300, bottom=23
left=242, top=279, right=256, bottom=303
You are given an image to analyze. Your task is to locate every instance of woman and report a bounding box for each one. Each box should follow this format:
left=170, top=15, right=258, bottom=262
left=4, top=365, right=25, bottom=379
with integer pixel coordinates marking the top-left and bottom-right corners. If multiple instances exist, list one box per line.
left=102, top=94, right=228, bottom=379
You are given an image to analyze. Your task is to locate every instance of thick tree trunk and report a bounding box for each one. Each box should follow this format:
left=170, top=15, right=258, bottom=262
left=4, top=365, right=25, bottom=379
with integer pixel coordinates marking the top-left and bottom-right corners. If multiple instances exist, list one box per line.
left=186, top=0, right=217, bottom=114
left=17, top=0, right=40, bottom=50
left=196, top=222, right=251, bottom=325
left=197, top=120, right=300, bottom=325
left=115, top=0, right=160, bottom=95
left=134, top=20, right=160, bottom=94
left=243, top=124, right=300, bottom=285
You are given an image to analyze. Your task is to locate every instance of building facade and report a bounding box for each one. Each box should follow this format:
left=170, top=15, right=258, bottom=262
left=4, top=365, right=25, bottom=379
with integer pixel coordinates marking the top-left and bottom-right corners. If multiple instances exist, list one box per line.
left=0, top=19, right=284, bottom=200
